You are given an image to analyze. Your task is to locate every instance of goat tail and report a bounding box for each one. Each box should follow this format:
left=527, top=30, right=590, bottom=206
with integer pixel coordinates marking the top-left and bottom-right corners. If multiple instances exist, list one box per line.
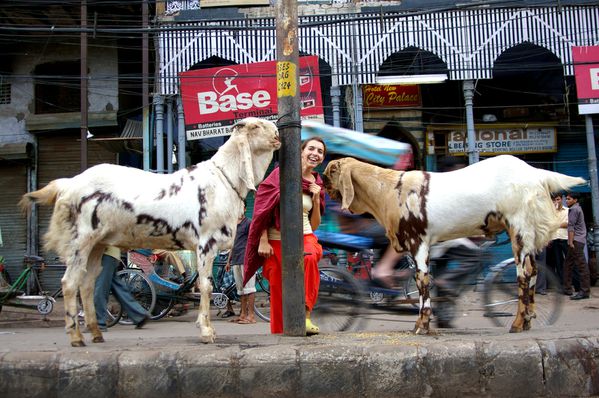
left=18, top=179, right=65, bottom=214
left=541, top=171, right=587, bottom=195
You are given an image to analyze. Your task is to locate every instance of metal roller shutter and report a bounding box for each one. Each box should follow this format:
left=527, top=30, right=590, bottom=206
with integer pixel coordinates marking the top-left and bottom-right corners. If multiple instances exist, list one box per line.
left=555, top=142, right=592, bottom=193
left=36, top=132, right=116, bottom=288
left=0, top=163, right=27, bottom=280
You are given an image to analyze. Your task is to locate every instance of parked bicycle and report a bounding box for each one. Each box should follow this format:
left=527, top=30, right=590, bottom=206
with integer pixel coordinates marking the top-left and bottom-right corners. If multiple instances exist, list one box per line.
left=0, top=255, right=58, bottom=316
left=119, top=249, right=270, bottom=323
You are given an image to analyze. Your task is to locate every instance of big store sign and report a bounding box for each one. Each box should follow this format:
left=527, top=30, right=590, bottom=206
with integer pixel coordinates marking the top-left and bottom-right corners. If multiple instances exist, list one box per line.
left=572, top=46, right=599, bottom=115
left=179, top=56, right=324, bottom=140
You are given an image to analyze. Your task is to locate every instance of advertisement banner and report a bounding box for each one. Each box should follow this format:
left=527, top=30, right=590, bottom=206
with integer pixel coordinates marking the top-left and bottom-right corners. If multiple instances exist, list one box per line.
left=179, top=56, right=324, bottom=140
left=437, top=126, right=557, bottom=156
left=572, top=46, right=599, bottom=115
left=362, top=84, right=421, bottom=108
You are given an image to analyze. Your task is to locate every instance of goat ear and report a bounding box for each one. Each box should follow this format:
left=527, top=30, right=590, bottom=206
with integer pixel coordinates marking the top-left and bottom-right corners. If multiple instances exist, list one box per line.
left=339, top=165, right=355, bottom=210
left=237, top=133, right=256, bottom=191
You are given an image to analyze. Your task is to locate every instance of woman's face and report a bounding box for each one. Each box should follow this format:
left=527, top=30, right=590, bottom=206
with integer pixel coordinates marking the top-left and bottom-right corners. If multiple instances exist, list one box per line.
left=301, top=139, right=325, bottom=169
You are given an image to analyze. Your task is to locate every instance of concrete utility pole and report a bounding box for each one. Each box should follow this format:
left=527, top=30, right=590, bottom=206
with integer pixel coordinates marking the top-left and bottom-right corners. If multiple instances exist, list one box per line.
left=585, top=115, right=599, bottom=256
left=80, top=0, right=88, bottom=171
left=276, top=0, right=305, bottom=336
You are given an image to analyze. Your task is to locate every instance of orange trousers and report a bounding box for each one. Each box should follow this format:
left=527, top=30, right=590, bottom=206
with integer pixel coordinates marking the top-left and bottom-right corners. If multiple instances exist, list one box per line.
left=262, top=233, right=322, bottom=334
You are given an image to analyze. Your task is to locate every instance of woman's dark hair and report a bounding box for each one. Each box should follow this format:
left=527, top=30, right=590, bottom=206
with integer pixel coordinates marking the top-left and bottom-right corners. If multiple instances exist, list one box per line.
left=301, top=137, right=327, bottom=157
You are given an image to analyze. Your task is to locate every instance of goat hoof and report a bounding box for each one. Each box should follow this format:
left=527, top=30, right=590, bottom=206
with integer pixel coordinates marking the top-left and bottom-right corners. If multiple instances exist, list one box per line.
left=199, top=327, right=216, bottom=343
left=71, top=340, right=86, bottom=347
left=200, top=335, right=215, bottom=344
left=92, top=336, right=105, bottom=343
left=509, top=326, right=524, bottom=333
left=412, top=326, right=430, bottom=335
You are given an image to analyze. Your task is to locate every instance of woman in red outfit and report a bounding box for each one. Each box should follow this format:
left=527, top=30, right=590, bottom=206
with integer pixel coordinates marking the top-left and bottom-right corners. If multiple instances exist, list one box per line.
left=244, top=137, right=326, bottom=335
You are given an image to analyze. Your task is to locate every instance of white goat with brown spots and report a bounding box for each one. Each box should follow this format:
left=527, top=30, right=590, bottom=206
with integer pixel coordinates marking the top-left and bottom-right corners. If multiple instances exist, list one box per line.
left=323, top=155, right=586, bottom=334
left=20, top=117, right=280, bottom=347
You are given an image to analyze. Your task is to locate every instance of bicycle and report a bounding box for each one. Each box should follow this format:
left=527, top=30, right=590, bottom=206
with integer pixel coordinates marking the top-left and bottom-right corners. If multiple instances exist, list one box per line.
left=0, top=255, right=57, bottom=316
left=122, top=249, right=269, bottom=322
left=107, top=267, right=156, bottom=326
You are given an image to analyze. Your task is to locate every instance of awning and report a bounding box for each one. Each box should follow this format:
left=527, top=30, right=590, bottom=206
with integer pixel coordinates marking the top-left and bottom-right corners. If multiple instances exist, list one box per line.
left=301, top=121, right=412, bottom=167
left=88, top=118, right=142, bottom=154
left=0, top=142, right=33, bottom=160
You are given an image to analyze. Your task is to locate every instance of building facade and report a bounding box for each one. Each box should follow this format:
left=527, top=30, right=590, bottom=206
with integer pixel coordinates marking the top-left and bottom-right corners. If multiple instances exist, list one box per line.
left=154, top=0, right=599, bottom=218
left=0, top=3, right=145, bottom=279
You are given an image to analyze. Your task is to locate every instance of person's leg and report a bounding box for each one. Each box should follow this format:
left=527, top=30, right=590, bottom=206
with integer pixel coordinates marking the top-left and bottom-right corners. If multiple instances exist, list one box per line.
left=93, top=255, right=116, bottom=329
left=304, top=234, right=322, bottom=334
left=263, top=240, right=283, bottom=334
left=304, top=234, right=322, bottom=313
left=110, top=269, right=149, bottom=326
left=246, top=292, right=256, bottom=322
left=241, top=272, right=257, bottom=323
left=535, top=249, right=547, bottom=293
left=222, top=300, right=235, bottom=318
left=238, top=294, right=248, bottom=321
left=573, top=242, right=591, bottom=297
left=563, top=248, right=575, bottom=295
left=551, top=240, right=566, bottom=286
left=371, top=245, right=404, bottom=283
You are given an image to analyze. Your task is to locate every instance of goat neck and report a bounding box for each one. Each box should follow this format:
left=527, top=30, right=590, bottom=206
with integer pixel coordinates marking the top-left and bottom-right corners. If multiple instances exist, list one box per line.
left=347, top=163, right=403, bottom=235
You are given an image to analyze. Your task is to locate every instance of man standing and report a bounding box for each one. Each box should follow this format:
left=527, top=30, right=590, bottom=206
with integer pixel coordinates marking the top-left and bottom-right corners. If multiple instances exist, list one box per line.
left=563, top=192, right=591, bottom=300
left=225, top=206, right=256, bottom=323
left=548, top=193, right=568, bottom=286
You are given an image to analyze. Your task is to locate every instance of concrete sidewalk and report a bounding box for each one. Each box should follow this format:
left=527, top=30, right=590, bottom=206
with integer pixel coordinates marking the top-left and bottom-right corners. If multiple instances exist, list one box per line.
left=1, top=296, right=599, bottom=397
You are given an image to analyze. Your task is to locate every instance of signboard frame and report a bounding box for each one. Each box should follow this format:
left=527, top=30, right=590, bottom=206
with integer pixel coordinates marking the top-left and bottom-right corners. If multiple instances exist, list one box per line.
left=179, top=56, right=324, bottom=140
left=426, top=123, right=558, bottom=156
left=572, top=46, right=599, bottom=115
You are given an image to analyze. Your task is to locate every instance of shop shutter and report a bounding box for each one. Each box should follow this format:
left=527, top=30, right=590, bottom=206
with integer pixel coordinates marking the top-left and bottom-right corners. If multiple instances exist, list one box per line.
left=36, top=133, right=116, bottom=288
left=555, top=142, right=591, bottom=193
left=0, top=163, right=27, bottom=280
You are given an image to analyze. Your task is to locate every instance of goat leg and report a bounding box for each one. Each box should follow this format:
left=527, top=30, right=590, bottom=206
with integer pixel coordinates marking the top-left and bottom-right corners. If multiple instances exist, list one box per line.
left=413, top=270, right=432, bottom=334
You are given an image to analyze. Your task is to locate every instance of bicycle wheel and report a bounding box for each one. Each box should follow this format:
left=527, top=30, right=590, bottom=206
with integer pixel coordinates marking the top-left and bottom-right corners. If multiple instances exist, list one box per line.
left=255, top=267, right=270, bottom=295
left=252, top=267, right=271, bottom=322
left=105, top=293, right=122, bottom=327
left=484, top=260, right=563, bottom=327
left=116, top=269, right=156, bottom=325
left=397, top=255, right=419, bottom=307
left=151, top=295, right=175, bottom=320
left=311, top=266, right=367, bottom=332
left=253, top=290, right=270, bottom=322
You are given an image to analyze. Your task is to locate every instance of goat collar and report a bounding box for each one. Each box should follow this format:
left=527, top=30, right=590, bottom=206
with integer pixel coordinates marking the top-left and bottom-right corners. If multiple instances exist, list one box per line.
left=212, top=161, right=249, bottom=203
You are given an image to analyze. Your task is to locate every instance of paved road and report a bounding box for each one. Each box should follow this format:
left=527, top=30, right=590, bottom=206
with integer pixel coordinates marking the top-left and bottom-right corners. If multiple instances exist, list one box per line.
left=1, top=287, right=599, bottom=397
left=1, top=286, right=599, bottom=350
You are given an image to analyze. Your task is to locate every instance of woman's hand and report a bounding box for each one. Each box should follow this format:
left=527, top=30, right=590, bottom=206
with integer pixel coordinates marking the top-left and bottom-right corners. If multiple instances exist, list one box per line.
left=258, top=240, right=274, bottom=258
left=309, top=182, right=321, bottom=201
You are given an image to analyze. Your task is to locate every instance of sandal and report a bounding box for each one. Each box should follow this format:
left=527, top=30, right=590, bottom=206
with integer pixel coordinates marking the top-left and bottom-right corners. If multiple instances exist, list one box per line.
left=221, top=310, right=235, bottom=318
left=306, top=318, right=320, bottom=335
left=237, top=318, right=257, bottom=324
